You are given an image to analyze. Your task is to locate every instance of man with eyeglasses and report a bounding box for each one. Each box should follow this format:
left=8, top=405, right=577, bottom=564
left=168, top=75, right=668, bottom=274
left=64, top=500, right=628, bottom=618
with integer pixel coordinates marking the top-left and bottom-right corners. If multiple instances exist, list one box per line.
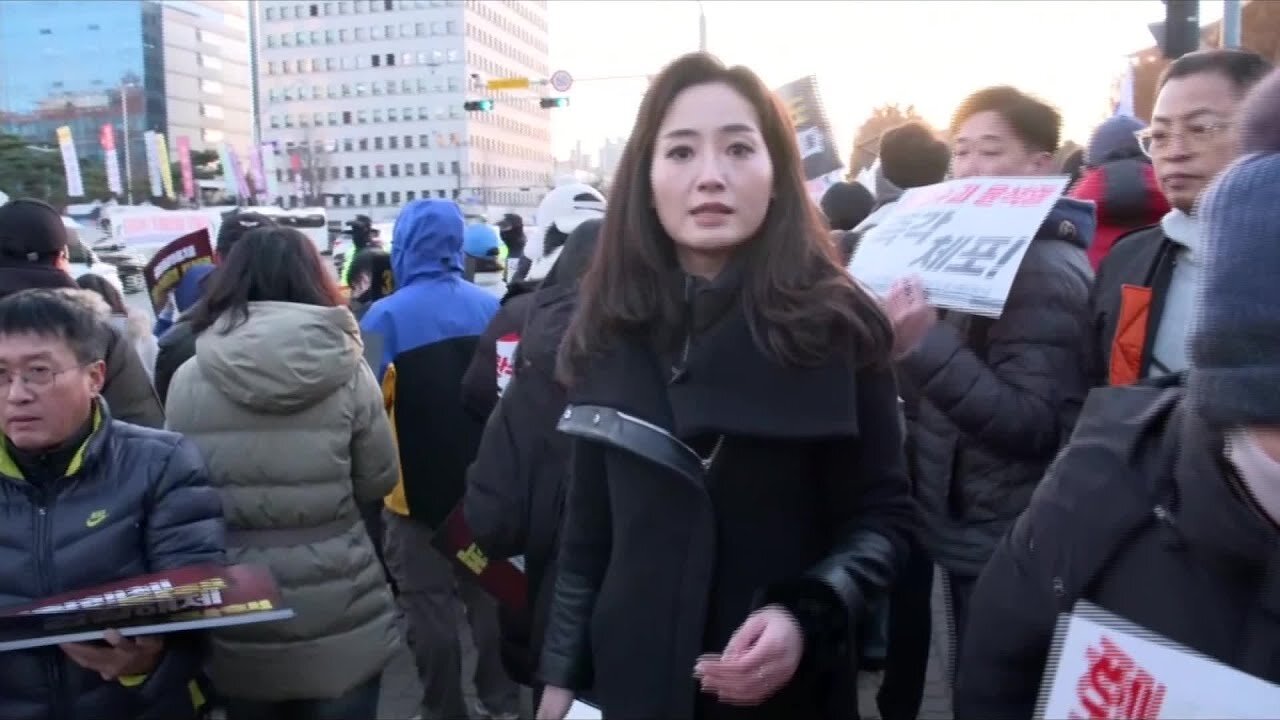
left=1088, top=49, right=1272, bottom=387
left=0, top=289, right=225, bottom=720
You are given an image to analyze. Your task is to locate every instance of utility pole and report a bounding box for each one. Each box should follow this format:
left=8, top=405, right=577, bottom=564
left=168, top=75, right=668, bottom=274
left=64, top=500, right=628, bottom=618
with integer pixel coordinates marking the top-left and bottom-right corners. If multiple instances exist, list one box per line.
left=697, top=0, right=707, bottom=52
left=120, top=82, right=134, bottom=205
left=1222, top=0, right=1242, bottom=48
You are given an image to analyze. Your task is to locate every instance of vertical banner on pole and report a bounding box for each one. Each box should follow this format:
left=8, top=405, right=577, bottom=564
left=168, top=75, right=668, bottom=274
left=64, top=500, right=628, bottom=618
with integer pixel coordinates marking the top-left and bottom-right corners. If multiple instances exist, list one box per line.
left=143, top=131, right=164, bottom=198
left=155, top=133, right=176, bottom=200
left=260, top=144, right=280, bottom=203
left=56, top=126, right=85, bottom=198
left=231, top=146, right=251, bottom=200
left=249, top=144, right=267, bottom=204
left=175, top=136, right=196, bottom=201
left=100, top=124, right=124, bottom=195
left=216, top=143, right=239, bottom=198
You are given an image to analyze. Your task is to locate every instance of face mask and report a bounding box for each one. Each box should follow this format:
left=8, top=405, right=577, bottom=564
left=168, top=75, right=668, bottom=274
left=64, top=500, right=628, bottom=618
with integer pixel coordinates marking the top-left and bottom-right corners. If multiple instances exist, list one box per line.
left=1226, top=428, right=1280, bottom=527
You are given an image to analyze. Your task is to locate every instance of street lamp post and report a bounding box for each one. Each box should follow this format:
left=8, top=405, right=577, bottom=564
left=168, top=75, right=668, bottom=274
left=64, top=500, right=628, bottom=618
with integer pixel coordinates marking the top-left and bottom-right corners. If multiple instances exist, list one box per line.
left=697, top=1, right=707, bottom=52
left=120, top=82, right=135, bottom=205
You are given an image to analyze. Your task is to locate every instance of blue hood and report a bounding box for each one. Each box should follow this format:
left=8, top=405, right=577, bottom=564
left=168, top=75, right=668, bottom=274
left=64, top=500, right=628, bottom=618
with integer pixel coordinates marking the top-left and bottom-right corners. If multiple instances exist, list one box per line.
left=1037, top=197, right=1095, bottom=250
left=392, top=199, right=465, bottom=287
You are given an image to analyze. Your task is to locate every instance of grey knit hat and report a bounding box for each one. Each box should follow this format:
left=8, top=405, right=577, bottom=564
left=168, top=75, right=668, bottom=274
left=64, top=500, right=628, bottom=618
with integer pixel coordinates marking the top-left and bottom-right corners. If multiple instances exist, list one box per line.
left=1189, top=67, right=1280, bottom=426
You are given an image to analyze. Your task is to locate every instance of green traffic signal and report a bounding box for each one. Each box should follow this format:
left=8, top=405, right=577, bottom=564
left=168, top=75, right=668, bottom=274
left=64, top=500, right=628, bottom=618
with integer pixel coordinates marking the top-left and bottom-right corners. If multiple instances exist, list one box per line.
left=464, top=99, right=495, bottom=112
left=539, top=97, right=569, bottom=109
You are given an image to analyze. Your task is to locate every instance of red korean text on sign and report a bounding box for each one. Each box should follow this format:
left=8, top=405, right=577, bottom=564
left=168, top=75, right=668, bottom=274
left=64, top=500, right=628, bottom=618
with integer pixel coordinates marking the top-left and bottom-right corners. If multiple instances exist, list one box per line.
left=974, top=183, right=1059, bottom=208
left=941, top=183, right=981, bottom=204
left=1069, top=635, right=1167, bottom=720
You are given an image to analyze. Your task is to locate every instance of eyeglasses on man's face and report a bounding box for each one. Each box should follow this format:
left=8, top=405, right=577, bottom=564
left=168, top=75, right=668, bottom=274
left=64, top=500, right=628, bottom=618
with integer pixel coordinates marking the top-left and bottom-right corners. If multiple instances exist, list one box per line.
left=0, top=363, right=93, bottom=392
left=1135, top=120, right=1232, bottom=157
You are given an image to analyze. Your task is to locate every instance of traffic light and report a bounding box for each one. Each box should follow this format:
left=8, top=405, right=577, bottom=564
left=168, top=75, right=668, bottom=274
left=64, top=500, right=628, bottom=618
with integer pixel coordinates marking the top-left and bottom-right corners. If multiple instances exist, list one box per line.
left=540, top=97, right=569, bottom=109
left=464, top=99, right=495, bottom=112
left=1162, top=0, right=1200, bottom=60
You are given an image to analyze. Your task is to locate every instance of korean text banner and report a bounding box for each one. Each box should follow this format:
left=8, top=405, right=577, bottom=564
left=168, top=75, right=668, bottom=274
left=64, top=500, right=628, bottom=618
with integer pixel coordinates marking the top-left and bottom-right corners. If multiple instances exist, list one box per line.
left=773, top=76, right=843, bottom=182
left=176, top=135, right=196, bottom=200
left=847, top=176, right=1068, bottom=318
left=155, top=133, right=176, bottom=200
left=99, top=124, right=123, bottom=195
left=1037, top=601, right=1280, bottom=719
left=143, top=131, right=164, bottom=198
left=55, top=126, right=84, bottom=198
left=143, top=228, right=214, bottom=315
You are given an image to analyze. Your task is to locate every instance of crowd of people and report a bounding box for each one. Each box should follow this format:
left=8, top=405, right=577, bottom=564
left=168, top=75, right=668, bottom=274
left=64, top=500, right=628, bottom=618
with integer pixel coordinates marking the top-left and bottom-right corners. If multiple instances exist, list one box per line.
left=0, top=44, right=1276, bottom=720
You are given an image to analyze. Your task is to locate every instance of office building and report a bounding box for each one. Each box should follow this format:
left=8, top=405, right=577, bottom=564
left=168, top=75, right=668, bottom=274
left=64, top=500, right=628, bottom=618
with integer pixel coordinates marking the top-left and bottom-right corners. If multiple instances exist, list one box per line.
left=0, top=1, right=254, bottom=187
left=255, top=0, right=554, bottom=222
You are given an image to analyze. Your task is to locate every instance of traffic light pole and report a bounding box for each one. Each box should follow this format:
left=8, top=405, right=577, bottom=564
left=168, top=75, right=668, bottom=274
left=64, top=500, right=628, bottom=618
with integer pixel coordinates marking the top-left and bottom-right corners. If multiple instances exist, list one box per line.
left=1223, top=0, right=1242, bottom=48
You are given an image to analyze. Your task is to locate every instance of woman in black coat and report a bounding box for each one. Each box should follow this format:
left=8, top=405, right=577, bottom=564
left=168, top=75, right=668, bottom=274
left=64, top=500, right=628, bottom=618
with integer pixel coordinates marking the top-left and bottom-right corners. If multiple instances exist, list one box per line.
left=535, top=52, right=916, bottom=720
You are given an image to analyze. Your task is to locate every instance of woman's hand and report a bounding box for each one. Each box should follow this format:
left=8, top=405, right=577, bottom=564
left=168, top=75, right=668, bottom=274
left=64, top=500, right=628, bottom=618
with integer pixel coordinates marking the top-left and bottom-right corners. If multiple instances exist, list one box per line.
left=694, top=604, right=804, bottom=706
left=884, top=274, right=938, bottom=360
left=536, top=685, right=575, bottom=719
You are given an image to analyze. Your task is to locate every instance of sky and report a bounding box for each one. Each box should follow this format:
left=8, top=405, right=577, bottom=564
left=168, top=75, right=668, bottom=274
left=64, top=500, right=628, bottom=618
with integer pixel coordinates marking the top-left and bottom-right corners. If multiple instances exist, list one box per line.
left=545, top=0, right=1224, bottom=163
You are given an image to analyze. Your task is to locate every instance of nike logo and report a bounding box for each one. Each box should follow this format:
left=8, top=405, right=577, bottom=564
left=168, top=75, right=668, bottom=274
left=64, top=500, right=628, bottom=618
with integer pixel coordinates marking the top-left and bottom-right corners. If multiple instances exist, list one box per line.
left=85, top=510, right=108, bottom=528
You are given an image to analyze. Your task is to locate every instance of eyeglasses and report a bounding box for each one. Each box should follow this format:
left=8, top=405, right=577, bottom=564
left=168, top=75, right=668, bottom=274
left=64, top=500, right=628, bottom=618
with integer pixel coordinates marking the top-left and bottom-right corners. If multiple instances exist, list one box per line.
left=0, top=363, right=93, bottom=391
left=1135, top=120, right=1232, bottom=157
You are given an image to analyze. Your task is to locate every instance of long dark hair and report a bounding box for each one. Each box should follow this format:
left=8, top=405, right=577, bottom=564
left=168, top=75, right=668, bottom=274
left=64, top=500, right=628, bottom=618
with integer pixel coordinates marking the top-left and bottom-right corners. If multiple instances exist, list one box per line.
left=188, top=226, right=345, bottom=334
left=557, top=53, right=892, bottom=385
left=75, top=273, right=128, bottom=316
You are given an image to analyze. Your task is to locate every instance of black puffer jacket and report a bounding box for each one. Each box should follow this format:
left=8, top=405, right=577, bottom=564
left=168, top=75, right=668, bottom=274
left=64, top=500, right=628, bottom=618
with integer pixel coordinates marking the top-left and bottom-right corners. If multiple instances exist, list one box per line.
left=0, top=403, right=226, bottom=720
left=896, top=199, right=1094, bottom=578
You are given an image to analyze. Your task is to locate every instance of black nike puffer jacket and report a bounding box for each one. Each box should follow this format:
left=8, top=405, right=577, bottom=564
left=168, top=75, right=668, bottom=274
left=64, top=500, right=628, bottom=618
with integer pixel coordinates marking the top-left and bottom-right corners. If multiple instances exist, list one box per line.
left=0, top=404, right=225, bottom=720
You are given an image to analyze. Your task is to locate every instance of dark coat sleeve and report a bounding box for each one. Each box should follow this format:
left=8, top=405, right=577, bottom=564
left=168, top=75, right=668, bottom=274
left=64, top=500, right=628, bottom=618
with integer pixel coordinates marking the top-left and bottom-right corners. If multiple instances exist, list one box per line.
left=153, top=321, right=196, bottom=410
left=538, top=438, right=610, bottom=691
left=136, top=435, right=225, bottom=718
left=462, top=296, right=530, bottom=421
left=953, top=475, right=1062, bottom=720
left=464, top=383, right=528, bottom=559
left=897, top=243, right=1091, bottom=461
left=103, top=324, right=164, bottom=429
left=757, top=364, right=917, bottom=670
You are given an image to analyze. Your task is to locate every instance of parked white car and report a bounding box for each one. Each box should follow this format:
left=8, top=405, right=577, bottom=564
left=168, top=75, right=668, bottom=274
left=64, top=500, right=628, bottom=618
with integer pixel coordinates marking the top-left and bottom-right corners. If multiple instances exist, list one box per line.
left=62, top=218, right=125, bottom=294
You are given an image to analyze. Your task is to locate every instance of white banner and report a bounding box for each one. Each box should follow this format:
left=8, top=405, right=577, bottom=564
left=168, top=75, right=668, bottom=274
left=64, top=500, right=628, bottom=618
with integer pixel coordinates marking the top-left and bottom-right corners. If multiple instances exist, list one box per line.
left=260, top=144, right=280, bottom=201
left=846, top=176, right=1068, bottom=318
left=142, top=131, right=164, bottom=198
left=216, top=143, right=239, bottom=198
left=56, top=126, right=85, bottom=198
left=1039, top=602, right=1280, bottom=719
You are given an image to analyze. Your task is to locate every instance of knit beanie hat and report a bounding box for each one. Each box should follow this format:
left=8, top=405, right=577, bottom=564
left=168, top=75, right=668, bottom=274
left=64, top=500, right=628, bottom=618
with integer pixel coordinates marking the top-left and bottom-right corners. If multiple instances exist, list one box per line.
left=1086, top=115, right=1146, bottom=166
left=1188, top=67, right=1280, bottom=427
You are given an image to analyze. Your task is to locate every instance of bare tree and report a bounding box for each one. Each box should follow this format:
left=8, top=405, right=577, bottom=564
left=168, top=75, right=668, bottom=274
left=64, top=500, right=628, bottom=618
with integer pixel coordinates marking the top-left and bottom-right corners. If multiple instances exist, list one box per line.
left=288, top=126, right=331, bottom=207
left=848, top=103, right=924, bottom=177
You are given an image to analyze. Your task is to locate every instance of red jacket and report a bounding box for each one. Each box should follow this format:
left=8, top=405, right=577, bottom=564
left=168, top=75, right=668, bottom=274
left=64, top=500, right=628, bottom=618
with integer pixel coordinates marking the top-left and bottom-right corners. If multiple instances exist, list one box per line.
left=1069, top=159, right=1170, bottom=270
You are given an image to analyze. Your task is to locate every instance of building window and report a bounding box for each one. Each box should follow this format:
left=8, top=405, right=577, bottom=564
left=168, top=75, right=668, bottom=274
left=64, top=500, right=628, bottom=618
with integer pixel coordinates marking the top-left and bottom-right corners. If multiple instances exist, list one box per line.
left=372, top=109, right=383, bottom=123
left=403, top=135, right=413, bottom=148
left=342, top=110, right=352, bottom=124
left=407, top=191, right=416, bottom=201
left=359, top=138, right=368, bottom=150
left=204, top=128, right=224, bottom=143
left=437, top=162, right=446, bottom=175
left=388, top=136, right=399, bottom=149
left=345, top=166, right=354, bottom=179
left=361, top=193, right=371, bottom=206
left=371, top=54, right=381, bottom=67
left=357, top=110, right=369, bottom=124
left=419, top=135, right=430, bottom=148
left=391, top=191, right=401, bottom=204
left=451, top=161, right=460, bottom=175
left=360, top=166, right=370, bottom=178
left=198, top=54, right=223, bottom=70
left=437, top=190, right=447, bottom=199
left=265, top=7, right=276, bottom=20
left=375, top=165, right=385, bottom=178
left=387, top=108, right=398, bottom=122
left=200, top=103, right=225, bottom=119
left=390, top=164, right=400, bottom=177
left=310, top=4, right=319, bottom=17
left=405, top=163, right=415, bottom=176
left=376, top=191, right=386, bottom=206
left=374, top=137, right=384, bottom=150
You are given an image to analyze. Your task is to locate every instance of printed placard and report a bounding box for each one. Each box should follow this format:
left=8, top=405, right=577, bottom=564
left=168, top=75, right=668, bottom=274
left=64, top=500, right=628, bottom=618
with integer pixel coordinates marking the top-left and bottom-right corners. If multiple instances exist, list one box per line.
left=847, top=176, right=1068, bottom=318
left=1037, top=601, right=1280, bottom=719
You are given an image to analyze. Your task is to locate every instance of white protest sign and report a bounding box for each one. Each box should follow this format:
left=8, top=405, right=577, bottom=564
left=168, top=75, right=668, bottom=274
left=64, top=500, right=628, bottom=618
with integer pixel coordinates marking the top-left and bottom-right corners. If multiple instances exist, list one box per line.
left=1037, top=601, right=1280, bottom=719
left=495, top=333, right=519, bottom=397
left=566, top=700, right=602, bottom=719
left=847, top=176, right=1068, bottom=318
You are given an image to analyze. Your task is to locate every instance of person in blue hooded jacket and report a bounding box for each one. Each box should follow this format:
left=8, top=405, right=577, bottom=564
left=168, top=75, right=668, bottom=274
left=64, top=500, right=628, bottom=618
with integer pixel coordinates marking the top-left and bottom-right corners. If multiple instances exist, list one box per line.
left=358, top=200, right=518, bottom=720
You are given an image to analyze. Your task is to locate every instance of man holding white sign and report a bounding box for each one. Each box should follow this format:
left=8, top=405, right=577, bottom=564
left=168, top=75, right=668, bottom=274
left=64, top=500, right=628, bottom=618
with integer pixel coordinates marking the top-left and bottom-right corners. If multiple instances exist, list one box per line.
left=875, top=86, right=1094, bottom=667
